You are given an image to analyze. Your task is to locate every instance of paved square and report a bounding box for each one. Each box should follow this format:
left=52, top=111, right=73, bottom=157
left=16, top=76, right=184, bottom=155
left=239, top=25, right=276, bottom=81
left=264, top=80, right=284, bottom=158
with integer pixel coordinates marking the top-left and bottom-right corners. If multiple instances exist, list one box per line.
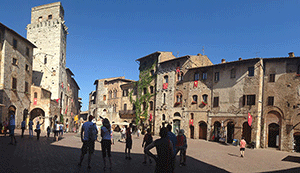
left=0, top=130, right=300, bottom=173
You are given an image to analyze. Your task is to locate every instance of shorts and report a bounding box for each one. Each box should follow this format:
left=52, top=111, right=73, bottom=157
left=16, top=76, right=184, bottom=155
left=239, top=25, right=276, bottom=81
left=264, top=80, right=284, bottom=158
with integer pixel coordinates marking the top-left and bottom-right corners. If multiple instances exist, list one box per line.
left=126, top=139, right=132, bottom=149
left=240, top=148, right=245, bottom=151
left=101, top=140, right=112, bottom=158
left=81, top=141, right=95, bottom=155
left=9, top=125, right=15, bottom=136
left=54, top=130, right=59, bottom=136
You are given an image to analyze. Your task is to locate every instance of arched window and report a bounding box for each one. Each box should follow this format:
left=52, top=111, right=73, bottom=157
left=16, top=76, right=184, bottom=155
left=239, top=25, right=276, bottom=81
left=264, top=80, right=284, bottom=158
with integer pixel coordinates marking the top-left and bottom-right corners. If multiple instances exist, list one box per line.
left=143, top=102, right=146, bottom=111
left=109, top=91, right=112, bottom=99
left=176, top=93, right=182, bottom=103
left=124, top=104, right=127, bottom=111
left=150, top=101, right=153, bottom=110
left=177, top=72, right=183, bottom=81
left=164, top=75, right=168, bottom=83
left=150, top=86, right=154, bottom=94
left=192, top=95, right=198, bottom=103
left=133, top=104, right=136, bottom=110
left=113, top=104, right=116, bottom=112
left=202, top=94, right=208, bottom=102
left=143, top=88, right=147, bottom=95
left=162, top=114, right=166, bottom=121
left=113, top=90, right=117, bottom=98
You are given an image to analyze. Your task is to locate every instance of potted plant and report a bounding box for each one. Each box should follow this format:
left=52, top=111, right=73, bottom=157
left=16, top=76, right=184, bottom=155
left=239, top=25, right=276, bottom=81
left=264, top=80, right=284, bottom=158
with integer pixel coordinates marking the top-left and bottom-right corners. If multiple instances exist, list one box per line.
left=201, top=101, right=207, bottom=106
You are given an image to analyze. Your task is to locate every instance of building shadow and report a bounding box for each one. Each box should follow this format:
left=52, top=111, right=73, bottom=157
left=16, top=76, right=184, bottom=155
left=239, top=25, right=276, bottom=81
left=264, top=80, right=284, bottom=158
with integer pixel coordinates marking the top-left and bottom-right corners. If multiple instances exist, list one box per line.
left=281, top=155, right=300, bottom=164
left=261, top=167, right=300, bottom=173
left=0, top=135, right=229, bottom=173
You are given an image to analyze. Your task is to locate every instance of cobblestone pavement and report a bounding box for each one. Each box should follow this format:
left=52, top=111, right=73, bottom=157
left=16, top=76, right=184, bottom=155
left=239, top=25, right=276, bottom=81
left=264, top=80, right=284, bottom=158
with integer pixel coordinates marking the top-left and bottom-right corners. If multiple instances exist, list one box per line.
left=0, top=130, right=300, bottom=173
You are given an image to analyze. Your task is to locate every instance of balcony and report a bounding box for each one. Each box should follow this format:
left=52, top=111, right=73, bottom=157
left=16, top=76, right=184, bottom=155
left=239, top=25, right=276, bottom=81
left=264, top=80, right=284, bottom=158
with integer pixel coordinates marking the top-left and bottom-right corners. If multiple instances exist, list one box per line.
left=119, top=110, right=136, bottom=119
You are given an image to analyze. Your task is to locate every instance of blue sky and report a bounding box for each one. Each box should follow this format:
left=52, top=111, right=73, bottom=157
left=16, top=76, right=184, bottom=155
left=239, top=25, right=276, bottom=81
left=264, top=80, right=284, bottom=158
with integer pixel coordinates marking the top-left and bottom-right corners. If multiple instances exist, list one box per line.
left=1, top=0, right=299, bottom=111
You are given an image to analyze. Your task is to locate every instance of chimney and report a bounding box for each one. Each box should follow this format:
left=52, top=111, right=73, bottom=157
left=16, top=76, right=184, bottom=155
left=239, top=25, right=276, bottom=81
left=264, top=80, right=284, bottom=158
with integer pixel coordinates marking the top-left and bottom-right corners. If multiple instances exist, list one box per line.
left=221, top=59, right=226, bottom=63
left=239, top=57, right=242, bottom=61
left=288, top=52, right=295, bottom=58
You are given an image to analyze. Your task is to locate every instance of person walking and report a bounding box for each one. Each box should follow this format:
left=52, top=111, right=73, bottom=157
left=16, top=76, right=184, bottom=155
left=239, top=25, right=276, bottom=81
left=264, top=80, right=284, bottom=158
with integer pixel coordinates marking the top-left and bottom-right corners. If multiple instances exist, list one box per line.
left=175, top=129, right=187, bottom=166
left=121, top=126, right=126, bottom=142
left=240, top=137, right=246, bottom=157
left=142, top=128, right=153, bottom=164
left=101, top=118, right=112, bottom=171
left=125, top=123, right=133, bottom=160
left=35, top=119, right=44, bottom=140
left=28, top=119, right=34, bottom=138
left=21, top=119, right=26, bottom=138
left=47, top=126, right=51, bottom=138
left=78, top=115, right=98, bottom=169
left=144, top=127, right=173, bottom=173
left=8, top=110, right=17, bottom=145
left=54, top=120, right=60, bottom=142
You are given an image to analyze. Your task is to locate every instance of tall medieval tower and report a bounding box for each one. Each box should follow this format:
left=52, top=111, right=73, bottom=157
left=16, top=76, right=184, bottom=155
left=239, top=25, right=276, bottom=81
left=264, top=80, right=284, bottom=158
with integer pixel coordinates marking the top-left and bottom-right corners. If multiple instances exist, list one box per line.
left=26, top=2, right=68, bottom=112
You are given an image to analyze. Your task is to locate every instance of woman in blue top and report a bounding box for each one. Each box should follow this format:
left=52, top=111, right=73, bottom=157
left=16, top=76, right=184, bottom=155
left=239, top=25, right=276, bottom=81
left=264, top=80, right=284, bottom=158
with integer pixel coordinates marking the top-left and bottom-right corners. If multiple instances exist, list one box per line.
left=35, top=119, right=44, bottom=140
left=101, top=118, right=112, bottom=170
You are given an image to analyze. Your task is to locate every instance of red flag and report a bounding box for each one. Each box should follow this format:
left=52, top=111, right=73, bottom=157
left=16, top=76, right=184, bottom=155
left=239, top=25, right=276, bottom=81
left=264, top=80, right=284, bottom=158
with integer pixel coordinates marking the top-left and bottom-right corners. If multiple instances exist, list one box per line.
left=194, top=81, right=198, bottom=88
left=149, top=113, right=153, bottom=121
left=176, top=67, right=180, bottom=73
left=65, top=106, right=68, bottom=114
left=189, top=119, right=194, bottom=126
left=248, top=113, right=252, bottom=126
left=56, top=98, right=60, bottom=103
left=61, top=82, right=64, bottom=88
left=33, top=98, right=37, bottom=105
left=163, top=83, right=168, bottom=89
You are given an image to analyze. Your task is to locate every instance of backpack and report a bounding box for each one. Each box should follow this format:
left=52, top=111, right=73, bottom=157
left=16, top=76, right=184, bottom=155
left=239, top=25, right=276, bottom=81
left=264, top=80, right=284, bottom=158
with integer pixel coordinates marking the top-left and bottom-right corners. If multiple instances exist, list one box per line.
left=88, top=124, right=97, bottom=141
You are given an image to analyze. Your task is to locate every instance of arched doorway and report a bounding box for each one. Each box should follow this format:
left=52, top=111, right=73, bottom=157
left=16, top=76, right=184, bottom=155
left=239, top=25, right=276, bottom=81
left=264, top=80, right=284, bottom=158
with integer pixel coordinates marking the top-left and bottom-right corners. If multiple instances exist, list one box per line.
left=173, top=120, right=180, bottom=135
left=268, top=123, right=279, bottom=148
left=199, top=121, right=207, bottom=140
left=30, top=108, right=45, bottom=130
left=242, top=122, right=252, bottom=143
left=213, top=121, right=221, bottom=141
left=294, top=132, right=300, bottom=152
left=227, top=121, right=234, bottom=143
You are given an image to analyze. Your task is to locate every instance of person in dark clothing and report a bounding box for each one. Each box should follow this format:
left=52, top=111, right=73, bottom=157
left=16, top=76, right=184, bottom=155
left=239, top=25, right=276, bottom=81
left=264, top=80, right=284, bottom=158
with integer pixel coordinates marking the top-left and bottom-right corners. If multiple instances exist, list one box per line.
left=144, top=127, right=174, bottom=173
left=125, top=123, right=133, bottom=160
left=142, top=128, right=153, bottom=164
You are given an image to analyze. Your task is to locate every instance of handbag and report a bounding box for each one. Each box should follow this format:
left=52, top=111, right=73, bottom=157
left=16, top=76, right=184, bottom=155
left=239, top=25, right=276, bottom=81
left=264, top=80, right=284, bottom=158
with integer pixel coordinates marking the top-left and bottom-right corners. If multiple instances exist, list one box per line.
left=34, top=129, right=37, bottom=132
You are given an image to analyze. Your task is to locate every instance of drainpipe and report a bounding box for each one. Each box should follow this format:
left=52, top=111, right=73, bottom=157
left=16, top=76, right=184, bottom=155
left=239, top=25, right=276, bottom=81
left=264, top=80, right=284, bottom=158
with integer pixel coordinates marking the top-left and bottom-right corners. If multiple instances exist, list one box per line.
left=258, top=58, right=265, bottom=149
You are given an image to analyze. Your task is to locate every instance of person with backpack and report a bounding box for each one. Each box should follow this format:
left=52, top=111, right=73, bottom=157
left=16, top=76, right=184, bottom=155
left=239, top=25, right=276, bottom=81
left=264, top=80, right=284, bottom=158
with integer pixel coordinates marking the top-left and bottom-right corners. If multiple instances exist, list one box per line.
left=101, top=118, right=112, bottom=171
left=175, top=129, right=187, bottom=166
left=78, top=115, right=98, bottom=169
left=142, top=128, right=153, bottom=164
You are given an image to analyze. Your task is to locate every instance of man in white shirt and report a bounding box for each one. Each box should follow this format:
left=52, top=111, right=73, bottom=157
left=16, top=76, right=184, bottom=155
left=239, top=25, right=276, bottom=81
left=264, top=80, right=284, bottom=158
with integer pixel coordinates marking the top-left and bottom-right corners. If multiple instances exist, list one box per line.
left=78, top=115, right=98, bottom=169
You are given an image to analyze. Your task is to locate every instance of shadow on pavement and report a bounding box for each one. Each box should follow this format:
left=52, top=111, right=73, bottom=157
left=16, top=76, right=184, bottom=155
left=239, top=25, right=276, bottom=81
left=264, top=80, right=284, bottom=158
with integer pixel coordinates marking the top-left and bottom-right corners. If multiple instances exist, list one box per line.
left=227, top=153, right=240, bottom=157
left=261, top=167, right=300, bottom=173
left=0, top=135, right=229, bottom=173
left=281, top=155, right=300, bottom=164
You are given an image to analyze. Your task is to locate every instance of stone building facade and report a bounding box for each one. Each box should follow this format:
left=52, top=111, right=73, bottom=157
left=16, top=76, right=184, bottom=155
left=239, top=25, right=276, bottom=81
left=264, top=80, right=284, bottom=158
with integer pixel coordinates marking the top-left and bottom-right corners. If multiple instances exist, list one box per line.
left=26, top=2, right=80, bottom=131
left=0, top=22, right=36, bottom=127
left=137, top=51, right=299, bottom=151
left=89, top=77, right=136, bottom=124
left=154, top=53, right=213, bottom=135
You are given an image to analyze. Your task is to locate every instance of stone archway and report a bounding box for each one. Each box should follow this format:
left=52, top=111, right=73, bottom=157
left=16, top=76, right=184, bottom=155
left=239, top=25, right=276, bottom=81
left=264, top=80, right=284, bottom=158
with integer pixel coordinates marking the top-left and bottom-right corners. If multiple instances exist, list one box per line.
left=199, top=121, right=207, bottom=140
left=242, top=122, right=252, bottom=143
left=30, top=108, right=45, bottom=130
left=213, top=121, right=221, bottom=141
left=268, top=123, right=279, bottom=148
left=294, top=132, right=300, bottom=152
left=227, top=121, right=234, bottom=143
left=265, top=110, right=282, bottom=149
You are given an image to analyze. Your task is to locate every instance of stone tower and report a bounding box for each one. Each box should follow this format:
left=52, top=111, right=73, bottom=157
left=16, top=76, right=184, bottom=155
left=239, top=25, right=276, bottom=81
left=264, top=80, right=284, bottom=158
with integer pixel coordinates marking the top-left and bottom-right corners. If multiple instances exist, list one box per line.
left=26, top=2, right=68, bottom=104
